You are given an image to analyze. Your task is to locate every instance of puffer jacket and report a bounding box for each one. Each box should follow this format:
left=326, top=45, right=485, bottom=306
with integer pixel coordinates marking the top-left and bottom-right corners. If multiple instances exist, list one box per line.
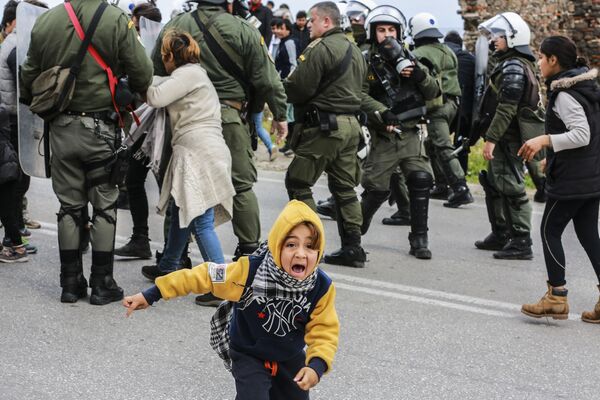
left=0, top=107, right=19, bottom=184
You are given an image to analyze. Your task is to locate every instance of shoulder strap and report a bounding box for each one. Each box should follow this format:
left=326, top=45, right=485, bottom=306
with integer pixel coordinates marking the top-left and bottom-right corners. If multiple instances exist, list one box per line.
left=305, top=42, right=353, bottom=104
left=64, top=1, right=123, bottom=124
left=64, top=0, right=107, bottom=76
left=192, top=10, right=253, bottom=96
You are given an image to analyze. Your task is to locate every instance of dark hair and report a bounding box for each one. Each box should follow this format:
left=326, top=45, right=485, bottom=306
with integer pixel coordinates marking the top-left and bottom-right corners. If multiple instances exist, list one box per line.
left=276, top=18, right=293, bottom=33
left=444, top=30, right=463, bottom=47
left=267, top=1, right=275, bottom=6
left=2, top=1, right=19, bottom=28
left=132, top=3, right=162, bottom=23
left=310, top=1, right=341, bottom=27
left=271, top=17, right=283, bottom=27
left=296, top=10, right=307, bottom=19
left=161, top=29, right=200, bottom=68
left=540, top=35, right=588, bottom=70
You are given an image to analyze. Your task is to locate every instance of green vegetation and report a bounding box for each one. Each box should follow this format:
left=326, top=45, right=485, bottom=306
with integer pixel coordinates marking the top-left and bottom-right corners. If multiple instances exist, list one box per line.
left=465, top=140, right=535, bottom=189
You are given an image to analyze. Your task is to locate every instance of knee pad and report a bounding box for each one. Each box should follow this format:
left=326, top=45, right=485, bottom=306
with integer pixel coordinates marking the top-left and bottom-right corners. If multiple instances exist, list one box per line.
left=92, top=207, right=116, bottom=226
left=57, top=206, right=85, bottom=226
left=407, top=171, right=433, bottom=191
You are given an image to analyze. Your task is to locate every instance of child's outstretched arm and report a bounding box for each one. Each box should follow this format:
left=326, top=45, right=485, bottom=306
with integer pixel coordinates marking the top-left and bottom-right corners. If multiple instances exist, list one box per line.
left=123, top=259, right=251, bottom=317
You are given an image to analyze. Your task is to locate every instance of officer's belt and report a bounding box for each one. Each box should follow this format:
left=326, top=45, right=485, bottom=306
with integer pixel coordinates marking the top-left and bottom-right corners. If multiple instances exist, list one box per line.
left=220, top=100, right=243, bottom=112
left=63, top=110, right=115, bottom=124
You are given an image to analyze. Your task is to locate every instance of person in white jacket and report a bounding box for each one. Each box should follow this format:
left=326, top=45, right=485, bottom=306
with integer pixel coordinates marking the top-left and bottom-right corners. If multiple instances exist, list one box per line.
left=143, top=30, right=235, bottom=283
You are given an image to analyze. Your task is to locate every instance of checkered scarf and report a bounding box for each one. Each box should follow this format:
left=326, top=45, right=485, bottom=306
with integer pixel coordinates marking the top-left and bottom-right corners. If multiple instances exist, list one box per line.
left=209, top=241, right=318, bottom=371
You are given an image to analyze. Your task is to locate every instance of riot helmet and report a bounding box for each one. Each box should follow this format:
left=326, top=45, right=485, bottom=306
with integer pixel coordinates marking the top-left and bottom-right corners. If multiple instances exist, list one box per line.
left=110, top=0, right=135, bottom=14
left=336, top=2, right=353, bottom=32
left=407, top=12, right=443, bottom=40
left=478, top=12, right=533, bottom=58
left=346, top=0, right=376, bottom=24
left=365, top=5, right=406, bottom=43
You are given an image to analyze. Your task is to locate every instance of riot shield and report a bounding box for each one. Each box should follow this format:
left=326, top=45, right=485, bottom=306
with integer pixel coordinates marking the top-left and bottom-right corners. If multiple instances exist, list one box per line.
left=469, top=35, right=490, bottom=145
left=139, top=17, right=164, bottom=58
left=16, top=2, right=49, bottom=178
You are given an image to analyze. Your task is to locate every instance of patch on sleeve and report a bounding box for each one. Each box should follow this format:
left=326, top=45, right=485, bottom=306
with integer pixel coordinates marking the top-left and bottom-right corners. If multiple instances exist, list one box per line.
left=209, top=263, right=227, bottom=283
left=299, top=54, right=306, bottom=62
left=261, top=36, right=265, bottom=46
left=128, top=20, right=135, bottom=30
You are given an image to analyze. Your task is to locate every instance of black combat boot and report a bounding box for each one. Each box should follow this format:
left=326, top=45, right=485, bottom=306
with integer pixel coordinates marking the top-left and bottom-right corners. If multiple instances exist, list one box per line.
left=89, top=251, right=124, bottom=305
left=232, top=242, right=260, bottom=262
left=322, top=231, right=367, bottom=268
left=316, top=196, right=337, bottom=221
left=195, top=293, right=224, bottom=307
left=408, top=232, right=431, bottom=259
left=360, top=191, right=389, bottom=235
left=474, top=232, right=510, bottom=250
left=141, top=249, right=192, bottom=281
left=493, top=236, right=533, bottom=260
left=429, top=185, right=449, bottom=200
left=382, top=210, right=410, bottom=226
left=443, top=181, right=474, bottom=208
left=115, top=233, right=152, bottom=258
left=407, top=171, right=433, bottom=260
left=59, top=250, right=88, bottom=303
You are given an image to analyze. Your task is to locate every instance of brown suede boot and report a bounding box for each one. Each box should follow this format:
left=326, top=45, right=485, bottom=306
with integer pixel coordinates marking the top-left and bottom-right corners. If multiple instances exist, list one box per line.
left=521, top=283, right=569, bottom=320
left=581, top=285, right=600, bottom=324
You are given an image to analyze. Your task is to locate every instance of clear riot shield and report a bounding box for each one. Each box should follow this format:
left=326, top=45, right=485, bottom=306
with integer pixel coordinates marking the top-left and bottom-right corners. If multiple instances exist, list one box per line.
left=470, top=35, right=490, bottom=131
left=139, top=17, right=164, bottom=58
left=16, top=2, right=49, bottom=178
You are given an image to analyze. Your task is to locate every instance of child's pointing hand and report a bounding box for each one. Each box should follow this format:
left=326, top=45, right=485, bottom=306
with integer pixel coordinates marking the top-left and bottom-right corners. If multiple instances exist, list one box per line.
left=122, top=293, right=150, bottom=317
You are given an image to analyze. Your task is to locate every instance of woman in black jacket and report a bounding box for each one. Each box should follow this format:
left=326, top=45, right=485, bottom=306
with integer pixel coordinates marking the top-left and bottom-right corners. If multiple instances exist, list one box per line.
left=0, top=106, right=27, bottom=263
left=518, top=36, right=600, bottom=323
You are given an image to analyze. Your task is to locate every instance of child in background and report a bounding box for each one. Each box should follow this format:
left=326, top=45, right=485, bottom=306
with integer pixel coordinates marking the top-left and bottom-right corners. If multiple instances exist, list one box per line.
left=124, top=200, right=339, bottom=399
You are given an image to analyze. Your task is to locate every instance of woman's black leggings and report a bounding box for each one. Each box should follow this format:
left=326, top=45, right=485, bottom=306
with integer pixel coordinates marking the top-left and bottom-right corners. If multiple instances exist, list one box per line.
left=0, top=180, right=23, bottom=245
left=541, top=197, right=600, bottom=286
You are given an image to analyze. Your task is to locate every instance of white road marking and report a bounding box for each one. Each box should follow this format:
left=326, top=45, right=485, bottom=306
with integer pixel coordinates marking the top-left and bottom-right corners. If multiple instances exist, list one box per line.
left=34, top=222, right=578, bottom=320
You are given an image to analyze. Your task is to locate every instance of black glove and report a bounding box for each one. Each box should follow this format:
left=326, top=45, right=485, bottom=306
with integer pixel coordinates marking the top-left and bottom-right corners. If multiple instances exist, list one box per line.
left=381, top=110, right=399, bottom=125
left=411, top=63, right=427, bottom=83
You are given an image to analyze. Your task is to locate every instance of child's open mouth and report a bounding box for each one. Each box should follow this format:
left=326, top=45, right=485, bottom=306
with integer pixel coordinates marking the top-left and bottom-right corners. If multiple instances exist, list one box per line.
left=291, top=264, right=306, bottom=275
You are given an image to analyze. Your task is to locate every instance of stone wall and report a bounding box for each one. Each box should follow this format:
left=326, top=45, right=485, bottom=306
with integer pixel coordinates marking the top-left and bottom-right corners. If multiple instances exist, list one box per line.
left=458, top=0, right=599, bottom=67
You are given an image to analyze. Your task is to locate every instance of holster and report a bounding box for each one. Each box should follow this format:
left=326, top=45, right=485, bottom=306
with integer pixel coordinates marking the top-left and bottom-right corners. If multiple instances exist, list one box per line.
left=303, top=105, right=338, bottom=133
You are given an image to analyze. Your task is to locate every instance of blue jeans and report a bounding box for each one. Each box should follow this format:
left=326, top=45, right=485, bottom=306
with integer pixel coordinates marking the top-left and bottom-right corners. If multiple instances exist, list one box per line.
left=251, top=112, right=273, bottom=152
left=159, top=203, right=225, bottom=273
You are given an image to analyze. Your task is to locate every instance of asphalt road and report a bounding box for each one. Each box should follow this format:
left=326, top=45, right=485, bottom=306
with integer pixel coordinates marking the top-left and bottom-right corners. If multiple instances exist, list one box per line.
left=2, top=169, right=599, bottom=400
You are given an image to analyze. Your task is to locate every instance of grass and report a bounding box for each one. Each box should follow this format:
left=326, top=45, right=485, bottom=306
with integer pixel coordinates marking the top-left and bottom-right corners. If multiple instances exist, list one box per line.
left=466, top=140, right=535, bottom=189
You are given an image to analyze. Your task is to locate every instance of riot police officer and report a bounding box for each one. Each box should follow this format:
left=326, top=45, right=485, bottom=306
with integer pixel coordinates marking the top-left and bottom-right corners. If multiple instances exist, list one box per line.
left=360, top=5, right=440, bottom=259
left=20, top=0, right=153, bottom=304
left=475, top=12, right=545, bottom=260
left=284, top=1, right=368, bottom=268
left=151, top=0, right=288, bottom=262
left=408, top=12, right=474, bottom=208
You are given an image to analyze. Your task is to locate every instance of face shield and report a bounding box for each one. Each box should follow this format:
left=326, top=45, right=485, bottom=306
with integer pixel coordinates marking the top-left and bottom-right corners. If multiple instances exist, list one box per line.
left=478, top=14, right=514, bottom=42
left=346, top=1, right=370, bottom=24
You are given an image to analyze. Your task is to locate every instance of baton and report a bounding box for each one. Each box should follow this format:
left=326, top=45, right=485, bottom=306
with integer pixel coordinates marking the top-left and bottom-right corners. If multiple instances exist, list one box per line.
left=374, top=111, right=402, bottom=135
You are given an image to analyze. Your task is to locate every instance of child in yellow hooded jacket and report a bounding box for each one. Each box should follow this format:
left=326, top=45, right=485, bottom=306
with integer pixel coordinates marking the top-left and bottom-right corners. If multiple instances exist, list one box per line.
left=123, top=200, right=339, bottom=399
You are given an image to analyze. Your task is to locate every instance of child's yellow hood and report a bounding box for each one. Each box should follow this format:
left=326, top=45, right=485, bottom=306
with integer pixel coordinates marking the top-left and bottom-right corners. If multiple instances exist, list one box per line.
left=267, top=200, right=326, bottom=266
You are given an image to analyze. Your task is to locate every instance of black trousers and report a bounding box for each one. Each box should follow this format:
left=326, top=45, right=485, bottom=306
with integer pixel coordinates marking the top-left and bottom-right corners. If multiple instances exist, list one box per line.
left=126, top=140, right=150, bottom=237
left=9, top=116, right=29, bottom=230
left=0, top=180, right=23, bottom=245
left=541, top=197, right=600, bottom=287
left=230, top=348, right=309, bottom=400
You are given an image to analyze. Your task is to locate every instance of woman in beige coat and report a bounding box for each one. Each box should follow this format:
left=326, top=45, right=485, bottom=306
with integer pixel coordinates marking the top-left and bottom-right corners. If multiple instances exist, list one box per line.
left=145, top=30, right=235, bottom=278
